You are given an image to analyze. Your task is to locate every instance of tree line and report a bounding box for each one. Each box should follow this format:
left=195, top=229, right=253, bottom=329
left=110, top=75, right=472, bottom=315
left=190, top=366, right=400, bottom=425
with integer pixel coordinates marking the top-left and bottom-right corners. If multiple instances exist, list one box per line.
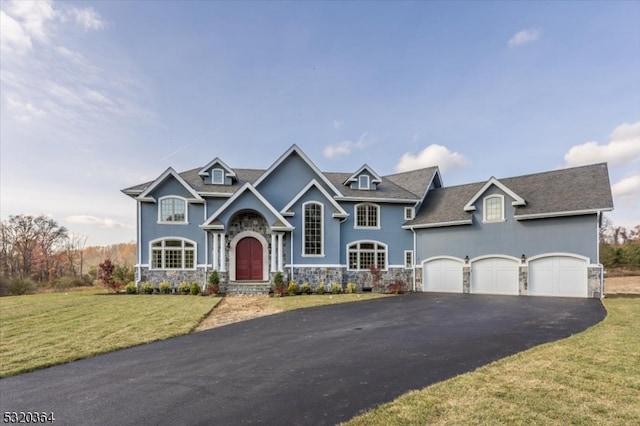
left=599, top=218, right=640, bottom=272
left=1, top=214, right=135, bottom=295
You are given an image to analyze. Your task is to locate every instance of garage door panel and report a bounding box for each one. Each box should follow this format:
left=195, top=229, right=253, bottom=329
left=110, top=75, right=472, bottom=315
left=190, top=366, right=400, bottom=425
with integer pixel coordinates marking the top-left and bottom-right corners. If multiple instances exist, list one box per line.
left=529, top=255, right=587, bottom=298
left=423, top=259, right=463, bottom=293
left=471, top=257, right=519, bottom=295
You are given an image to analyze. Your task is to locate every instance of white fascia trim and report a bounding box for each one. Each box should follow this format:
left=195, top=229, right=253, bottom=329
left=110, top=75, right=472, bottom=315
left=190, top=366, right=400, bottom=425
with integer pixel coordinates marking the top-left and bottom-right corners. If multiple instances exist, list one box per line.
left=198, top=157, right=237, bottom=179
left=197, top=192, right=233, bottom=197
left=414, top=167, right=443, bottom=212
left=137, top=167, right=203, bottom=202
left=201, top=182, right=294, bottom=230
left=336, top=196, right=419, bottom=203
left=463, top=177, right=525, bottom=212
left=122, top=189, right=143, bottom=196
left=285, top=263, right=346, bottom=268
left=253, top=144, right=344, bottom=197
left=402, top=219, right=472, bottom=229
left=515, top=208, right=613, bottom=220
left=281, top=179, right=349, bottom=217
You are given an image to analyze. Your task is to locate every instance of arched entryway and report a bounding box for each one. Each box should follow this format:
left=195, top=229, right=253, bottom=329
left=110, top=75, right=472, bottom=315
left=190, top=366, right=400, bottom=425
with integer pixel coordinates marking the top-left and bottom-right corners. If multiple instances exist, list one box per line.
left=236, top=237, right=263, bottom=281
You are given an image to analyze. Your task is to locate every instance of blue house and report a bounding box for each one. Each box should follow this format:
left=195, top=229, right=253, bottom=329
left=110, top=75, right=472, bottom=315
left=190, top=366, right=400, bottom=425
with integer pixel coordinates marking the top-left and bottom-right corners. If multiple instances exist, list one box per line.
left=122, top=144, right=613, bottom=298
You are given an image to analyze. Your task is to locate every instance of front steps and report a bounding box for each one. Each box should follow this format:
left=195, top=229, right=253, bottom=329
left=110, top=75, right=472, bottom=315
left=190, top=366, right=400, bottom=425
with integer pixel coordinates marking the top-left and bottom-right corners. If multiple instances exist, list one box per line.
left=225, top=281, right=272, bottom=295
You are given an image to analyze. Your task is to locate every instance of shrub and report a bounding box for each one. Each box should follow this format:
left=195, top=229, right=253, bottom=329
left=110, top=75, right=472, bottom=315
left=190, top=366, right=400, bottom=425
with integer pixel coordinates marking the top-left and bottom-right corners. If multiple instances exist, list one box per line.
left=178, top=282, right=191, bottom=295
left=300, top=282, right=312, bottom=295
left=387, top=280, right=406, bottom=294
left=190, top=282, right=201, bottom=296
left=159, top=281, right=172, bottom=294
left=8, top=278, right=39, bottom=295
left=125, top=282, right=137, bottom=294
left=273, top=272, right=285, bottom=296
left=140, top=282, right=154, bottom=294
left=207, top=270, right=220, bottom=295
left=331, top=282, right=342, bottom=294
left=315, top=283, right=326, bottom=295
left=346, top=282, right=357, bottom=294
left=287, top=281, right=298, bottom=296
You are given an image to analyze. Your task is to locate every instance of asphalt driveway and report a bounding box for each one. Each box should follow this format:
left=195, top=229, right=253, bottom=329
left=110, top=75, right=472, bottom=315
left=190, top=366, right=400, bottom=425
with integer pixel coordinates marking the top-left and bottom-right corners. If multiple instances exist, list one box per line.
left=0, top=293, right=605, bottom=425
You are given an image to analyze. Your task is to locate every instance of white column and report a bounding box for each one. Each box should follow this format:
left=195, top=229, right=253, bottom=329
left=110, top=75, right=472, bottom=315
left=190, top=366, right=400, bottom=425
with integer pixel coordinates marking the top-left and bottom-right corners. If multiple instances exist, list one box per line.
left=212, top=233, right=219, bottom=270
left=220, top=233, right=226, bottom=272
left=277, top=233, right=284, bottom=272
left=271, top=233, right=277, bottom=272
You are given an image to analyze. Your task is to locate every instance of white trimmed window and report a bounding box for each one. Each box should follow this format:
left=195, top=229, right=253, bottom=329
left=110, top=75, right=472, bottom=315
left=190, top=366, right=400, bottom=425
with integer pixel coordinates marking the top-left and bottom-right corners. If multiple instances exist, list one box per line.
left=404, top=250, right=413, bottom=269
left=484, top=195, right=504, bottom=222
left=358, top=175, right=370, bottom=190
left=355, top=203, right=380, bottom=228
left=347, top=241, right=387, bottom=271
left=212, top=168, right=224, bottom=184
left=404, top=207, right=415, bottom=220
left=303, top=202, right=323, bottom=256
left=151, top=238, right=195, bottom=269
left=159, top=197, right=187, bottom=223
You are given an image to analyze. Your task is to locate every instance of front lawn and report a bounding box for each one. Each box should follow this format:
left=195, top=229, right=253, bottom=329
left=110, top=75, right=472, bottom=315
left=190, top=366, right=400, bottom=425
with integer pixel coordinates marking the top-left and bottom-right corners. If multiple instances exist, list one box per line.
left=0, top=291, right=221, bottom=377
left=344, top=296, right=640, bottom=425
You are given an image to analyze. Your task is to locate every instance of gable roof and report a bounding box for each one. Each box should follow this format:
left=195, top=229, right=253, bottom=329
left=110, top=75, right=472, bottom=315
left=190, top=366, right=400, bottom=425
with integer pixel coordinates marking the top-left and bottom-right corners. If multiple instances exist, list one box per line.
left=135, top=167, right=204, bottom=202
left=343, top=164, right=382, bottom=186
left=252, top=144, right=344, bottom=197
left=201, top=183, right=294, bottom=231
left=405, top=163, right=613, bottom=228
left=463, top=177, right=526, bottom=211
left=281, top=179, right=349, bottom=218
left=198, top=157, right=237, bottom=180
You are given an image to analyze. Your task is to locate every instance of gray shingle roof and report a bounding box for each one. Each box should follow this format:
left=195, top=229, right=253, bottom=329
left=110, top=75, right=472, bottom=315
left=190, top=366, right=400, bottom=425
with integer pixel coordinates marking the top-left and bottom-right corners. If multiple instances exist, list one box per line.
left=124, top=166, right=433, bottom=202
left=407, top=163, right=613, bottom=227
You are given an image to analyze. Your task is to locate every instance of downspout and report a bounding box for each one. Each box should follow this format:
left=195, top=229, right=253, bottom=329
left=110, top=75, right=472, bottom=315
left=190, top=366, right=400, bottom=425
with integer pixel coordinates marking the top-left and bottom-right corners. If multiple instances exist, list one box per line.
left=412, top=227, right=417, bottom=292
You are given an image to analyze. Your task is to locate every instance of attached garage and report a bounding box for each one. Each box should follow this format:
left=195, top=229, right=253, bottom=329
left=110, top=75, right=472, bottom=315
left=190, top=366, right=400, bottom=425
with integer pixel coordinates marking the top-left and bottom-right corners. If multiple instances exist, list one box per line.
left=471, top=256, right=520, bottom=295
left=528, top=254, right=588, bottom=298
left=422, top=257, right=464, bottom=293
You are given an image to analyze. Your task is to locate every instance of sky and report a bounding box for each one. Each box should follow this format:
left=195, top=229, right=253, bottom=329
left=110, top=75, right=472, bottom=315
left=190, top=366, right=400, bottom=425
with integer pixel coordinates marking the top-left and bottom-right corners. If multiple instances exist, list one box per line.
left=1, top=0, right=639, bottom=246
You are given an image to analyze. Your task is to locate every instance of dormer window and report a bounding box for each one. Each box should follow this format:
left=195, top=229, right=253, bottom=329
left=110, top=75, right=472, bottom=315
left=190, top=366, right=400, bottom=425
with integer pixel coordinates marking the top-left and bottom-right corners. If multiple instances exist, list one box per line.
left=159, top=197, right=187, bottom=223
left=212, top=168, right=224, bottom=184
left=484, top=195, right=505, bottom=222
left=358, top=175, right=370, bottom=190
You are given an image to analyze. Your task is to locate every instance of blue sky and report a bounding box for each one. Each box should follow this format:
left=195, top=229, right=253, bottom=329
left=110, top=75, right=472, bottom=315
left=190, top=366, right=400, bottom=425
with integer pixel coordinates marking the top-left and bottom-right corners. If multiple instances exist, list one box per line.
left=1, top=0, right=639, bottom=246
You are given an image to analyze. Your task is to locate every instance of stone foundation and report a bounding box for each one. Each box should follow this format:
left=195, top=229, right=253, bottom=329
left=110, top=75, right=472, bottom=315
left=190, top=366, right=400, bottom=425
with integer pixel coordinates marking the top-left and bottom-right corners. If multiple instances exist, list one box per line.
left=139, top=267, right=207, bottom=289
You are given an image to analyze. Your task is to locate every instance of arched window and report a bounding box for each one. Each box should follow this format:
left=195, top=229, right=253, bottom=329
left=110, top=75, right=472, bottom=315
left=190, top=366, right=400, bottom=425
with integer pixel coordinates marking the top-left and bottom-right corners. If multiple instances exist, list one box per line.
left=483, top=195, right=504, bottom=222
left=347, top=241, right=387, bottom=271
left=150, top=238, right=196, bottom=269
left=212, top=168, right=225, bottom=184
left=303, top=202, right=323, bottom=256
left=159, top=197, right=187, bottom=223
left=355, top=203, right=380, bottom=228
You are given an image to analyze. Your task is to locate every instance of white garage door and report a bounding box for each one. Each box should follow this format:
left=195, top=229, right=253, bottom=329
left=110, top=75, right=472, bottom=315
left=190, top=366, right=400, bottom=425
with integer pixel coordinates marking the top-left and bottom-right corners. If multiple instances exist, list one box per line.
left=423, top=258, right=463, bottom=293
left=471, top=257, right=519, bottom=295
left=529, top=255, right=588, bottom=297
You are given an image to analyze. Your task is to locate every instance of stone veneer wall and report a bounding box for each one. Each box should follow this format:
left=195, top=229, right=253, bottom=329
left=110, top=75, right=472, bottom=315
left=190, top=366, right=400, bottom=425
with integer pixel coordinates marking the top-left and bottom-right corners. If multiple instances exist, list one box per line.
left=587, top=265, right=603, bottom=298
left=291, top=267, right=412, bottom=292
left=139, top=267, right=207, bottom=289
left=519, top=265, right=528, bottom=295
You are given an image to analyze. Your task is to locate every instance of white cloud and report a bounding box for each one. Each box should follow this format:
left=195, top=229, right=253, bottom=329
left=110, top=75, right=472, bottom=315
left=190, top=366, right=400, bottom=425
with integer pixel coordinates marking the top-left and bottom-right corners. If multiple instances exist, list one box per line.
left=69, top=6, right=106, bottom=31
left=564, top=121, right=640, bottom=167
left=4, top=94, right=46, bottom=122
left=332, top=119, right=343, bottom=129
left=508, top=28, right=541, bottom=47
left=395, top=144, right=469, bottom=173
left=323, top=132, right=368, bottom=159
left=66, top=215, right=133, bottom=229
left=612, top=174, right=640, bottom=200
left=0, top=10, right=33, bottom=53
left=5, top=0, right=56, bottom=44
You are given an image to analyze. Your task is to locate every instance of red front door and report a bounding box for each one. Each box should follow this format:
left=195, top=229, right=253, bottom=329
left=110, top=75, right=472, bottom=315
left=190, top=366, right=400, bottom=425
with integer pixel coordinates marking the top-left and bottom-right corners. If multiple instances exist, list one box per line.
left=236, top=237, right=263, bottom=280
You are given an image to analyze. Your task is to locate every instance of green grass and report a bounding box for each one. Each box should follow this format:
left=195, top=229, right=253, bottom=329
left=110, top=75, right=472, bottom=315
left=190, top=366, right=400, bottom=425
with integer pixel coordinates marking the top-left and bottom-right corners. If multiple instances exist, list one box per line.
left=269, top=293, right=389, bottom=311
left=0, top=290, right=221, bottom=378
left=344, top=296, right=640, bottom=426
